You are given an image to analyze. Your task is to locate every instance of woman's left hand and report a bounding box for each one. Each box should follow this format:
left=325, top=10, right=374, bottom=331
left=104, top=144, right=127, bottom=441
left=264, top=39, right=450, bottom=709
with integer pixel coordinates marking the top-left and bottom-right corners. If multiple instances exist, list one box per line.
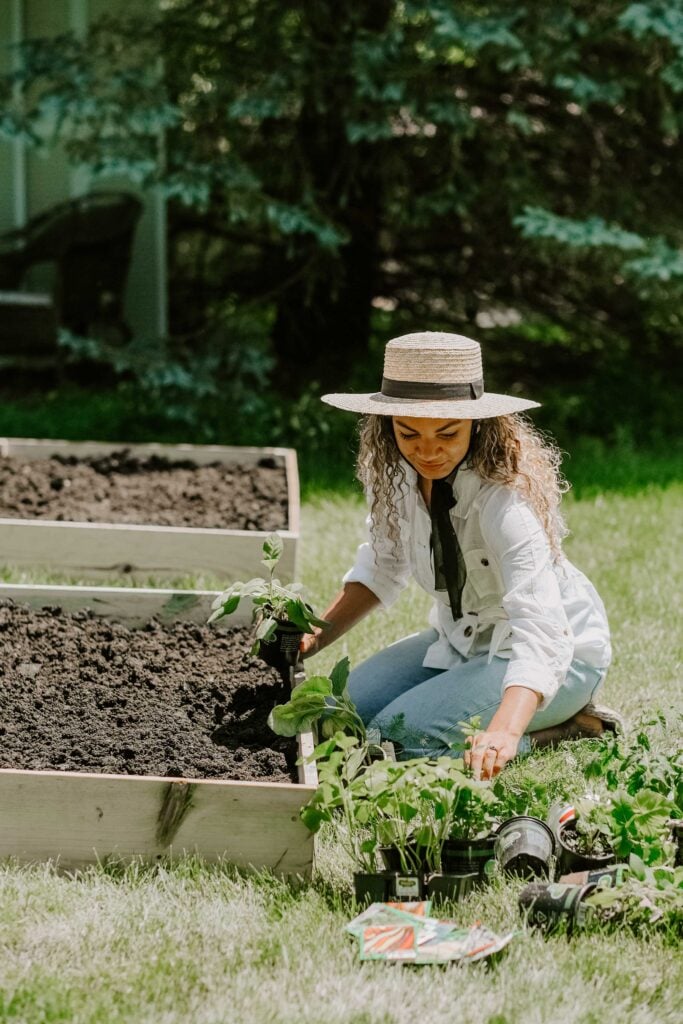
left=464, top=729, right=520, bottom=781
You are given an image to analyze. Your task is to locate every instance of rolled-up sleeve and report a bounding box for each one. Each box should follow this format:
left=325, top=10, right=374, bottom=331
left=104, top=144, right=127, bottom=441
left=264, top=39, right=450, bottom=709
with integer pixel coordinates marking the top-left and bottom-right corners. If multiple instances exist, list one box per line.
left=343, top=509, right=411, bottom=609
left=479, top=490, right=573, bottom=710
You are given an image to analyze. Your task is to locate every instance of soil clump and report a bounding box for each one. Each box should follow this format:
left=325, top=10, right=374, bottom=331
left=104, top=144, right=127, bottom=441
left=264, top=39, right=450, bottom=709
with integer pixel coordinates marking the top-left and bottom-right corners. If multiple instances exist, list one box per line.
left=0, top=599, right=296, bottom=783
left=0, top=450, right=288, bottom=530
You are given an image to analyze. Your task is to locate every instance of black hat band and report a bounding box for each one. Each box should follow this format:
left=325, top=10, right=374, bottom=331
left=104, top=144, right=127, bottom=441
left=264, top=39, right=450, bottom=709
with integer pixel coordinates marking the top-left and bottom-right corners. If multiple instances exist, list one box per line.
left=381, top=377, right=484, bottom=400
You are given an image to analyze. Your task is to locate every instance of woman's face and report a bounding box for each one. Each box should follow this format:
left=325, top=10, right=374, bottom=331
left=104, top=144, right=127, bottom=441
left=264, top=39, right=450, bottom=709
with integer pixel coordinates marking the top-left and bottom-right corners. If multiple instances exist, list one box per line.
left=392, top=416, right=474, bottom=479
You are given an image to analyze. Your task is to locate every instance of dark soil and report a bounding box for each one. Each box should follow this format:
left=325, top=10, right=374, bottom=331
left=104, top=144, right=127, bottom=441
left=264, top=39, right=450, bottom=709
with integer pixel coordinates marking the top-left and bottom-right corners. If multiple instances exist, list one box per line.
left=560, top=825, right=613, bottom=858
left=0, top=450, right=288, bottom=530
left=0, top=599, right=297, bottom=783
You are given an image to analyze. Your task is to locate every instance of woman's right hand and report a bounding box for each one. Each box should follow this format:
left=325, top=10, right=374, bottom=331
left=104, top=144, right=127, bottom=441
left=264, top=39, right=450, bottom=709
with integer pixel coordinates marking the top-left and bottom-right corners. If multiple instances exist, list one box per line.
left=298, top=582, right=380, bottom=661
left=299, top=628, right=322, bottom=659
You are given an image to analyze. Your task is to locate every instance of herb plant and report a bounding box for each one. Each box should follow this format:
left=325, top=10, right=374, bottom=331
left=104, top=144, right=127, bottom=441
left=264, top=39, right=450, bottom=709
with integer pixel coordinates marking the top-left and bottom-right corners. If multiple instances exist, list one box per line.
left=208, top=533, right=327, bottom=655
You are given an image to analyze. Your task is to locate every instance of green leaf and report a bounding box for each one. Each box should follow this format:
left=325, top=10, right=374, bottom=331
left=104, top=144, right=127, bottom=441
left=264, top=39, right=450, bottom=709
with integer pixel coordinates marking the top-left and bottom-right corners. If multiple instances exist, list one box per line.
left=329, top=657, right=351, bottom=697
left=208, top=592, right=241, bottom=624
left=300, top=806, right=327, bottom=832
left=261, top=533, right=283, bottom=571
left=283, top=599, right=314, bottom=631
left=629, top=852, right=647, bottom=880
left=255, top=616, right=277, bottom=642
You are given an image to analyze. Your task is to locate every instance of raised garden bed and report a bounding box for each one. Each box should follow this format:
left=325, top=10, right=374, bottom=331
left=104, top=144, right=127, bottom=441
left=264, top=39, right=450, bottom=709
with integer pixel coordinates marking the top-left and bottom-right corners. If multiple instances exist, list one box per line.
left=0, top=438, right=299, bottom=581
left=0, top=584, right=316, bottom=876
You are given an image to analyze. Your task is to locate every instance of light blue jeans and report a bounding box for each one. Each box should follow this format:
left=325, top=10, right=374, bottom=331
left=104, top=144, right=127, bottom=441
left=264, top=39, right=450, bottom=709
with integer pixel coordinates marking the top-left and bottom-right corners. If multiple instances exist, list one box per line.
left=347, top=629, right=605, bottom=759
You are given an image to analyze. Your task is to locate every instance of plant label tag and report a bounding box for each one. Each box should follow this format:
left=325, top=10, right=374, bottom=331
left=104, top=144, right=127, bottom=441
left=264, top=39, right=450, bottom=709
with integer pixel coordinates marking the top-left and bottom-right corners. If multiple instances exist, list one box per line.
left=394, top=875, right=421, bottom=899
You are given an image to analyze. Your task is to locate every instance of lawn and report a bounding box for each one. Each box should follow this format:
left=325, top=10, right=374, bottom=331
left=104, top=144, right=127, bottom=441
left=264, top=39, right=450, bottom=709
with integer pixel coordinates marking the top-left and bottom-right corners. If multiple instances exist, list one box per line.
left=0, top=457, right=681, bottom=1024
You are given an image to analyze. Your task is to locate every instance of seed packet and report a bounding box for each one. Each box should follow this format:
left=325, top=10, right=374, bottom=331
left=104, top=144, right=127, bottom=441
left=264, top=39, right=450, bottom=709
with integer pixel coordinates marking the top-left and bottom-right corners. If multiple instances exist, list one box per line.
left=413, top=921, right=516, bottom=964
left=358, top=919, right=516, bottom=963
left=352, top=904, right=516, bottom=964
left=346, top=900, right=432, bottom=939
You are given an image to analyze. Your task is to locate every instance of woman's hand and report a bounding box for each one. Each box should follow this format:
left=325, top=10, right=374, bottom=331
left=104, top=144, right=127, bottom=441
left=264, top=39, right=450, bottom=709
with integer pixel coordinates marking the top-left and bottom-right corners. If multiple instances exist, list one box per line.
left=464, top=729, right=520, bottom=781
left=464, top=686, right=541, bottom=780
left=298, top=583, right=381, bottom=661
left=299, top=628, right=322, bottom=660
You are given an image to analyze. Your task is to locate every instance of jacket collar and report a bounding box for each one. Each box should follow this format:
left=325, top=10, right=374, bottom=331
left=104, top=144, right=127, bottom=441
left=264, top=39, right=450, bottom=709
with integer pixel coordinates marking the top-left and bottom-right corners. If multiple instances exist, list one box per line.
left=401, top=458, right=481, bottom=519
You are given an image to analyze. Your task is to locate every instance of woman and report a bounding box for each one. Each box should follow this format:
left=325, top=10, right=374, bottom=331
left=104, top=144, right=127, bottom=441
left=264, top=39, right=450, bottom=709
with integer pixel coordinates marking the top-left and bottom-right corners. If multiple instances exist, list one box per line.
left=301, top=332, right=617, bottom=780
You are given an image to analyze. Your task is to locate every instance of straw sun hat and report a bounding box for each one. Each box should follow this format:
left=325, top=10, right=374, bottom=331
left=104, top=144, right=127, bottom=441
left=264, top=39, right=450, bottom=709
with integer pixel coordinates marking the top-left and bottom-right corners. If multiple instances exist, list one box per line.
left=322, top=332, right=539, bottom=419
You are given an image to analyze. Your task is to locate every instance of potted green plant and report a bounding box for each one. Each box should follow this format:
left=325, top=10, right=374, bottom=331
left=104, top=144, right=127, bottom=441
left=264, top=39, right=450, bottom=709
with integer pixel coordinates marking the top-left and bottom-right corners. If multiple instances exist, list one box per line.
left=556, top=795, right=616, bottom=875
left=299, top=733, right=398, bottom=903
left=208, top=533, right=328, bottom=676
left=441, top=769, right=501, bottom=883
left=374, top=758, right=489, bottom=902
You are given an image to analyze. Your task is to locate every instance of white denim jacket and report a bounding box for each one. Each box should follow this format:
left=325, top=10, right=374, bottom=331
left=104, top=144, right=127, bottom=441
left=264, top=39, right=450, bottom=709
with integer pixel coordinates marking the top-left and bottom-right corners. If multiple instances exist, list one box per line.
left=343, top=462, right=611, bottom=710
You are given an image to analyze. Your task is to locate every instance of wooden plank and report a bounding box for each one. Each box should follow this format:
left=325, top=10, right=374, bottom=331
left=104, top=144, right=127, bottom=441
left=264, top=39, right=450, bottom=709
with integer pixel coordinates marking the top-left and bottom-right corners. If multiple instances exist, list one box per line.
left=0, top=768, right=315, bottom=876
left=0, top=437, right=291, bottom=468
left=0, top=584, right=318, bottom=875
left=0, top=582, right=251, bottom=628
left=0, top=438, right=299, bottom=581
left=0, top=520, right=297, bottom=581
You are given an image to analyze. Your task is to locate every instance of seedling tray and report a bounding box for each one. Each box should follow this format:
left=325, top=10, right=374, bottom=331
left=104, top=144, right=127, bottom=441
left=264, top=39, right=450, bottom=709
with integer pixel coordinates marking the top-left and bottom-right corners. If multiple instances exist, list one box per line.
left=0, top=583, right=316, bottom=876
left=0, top=438, right=299, bottom=582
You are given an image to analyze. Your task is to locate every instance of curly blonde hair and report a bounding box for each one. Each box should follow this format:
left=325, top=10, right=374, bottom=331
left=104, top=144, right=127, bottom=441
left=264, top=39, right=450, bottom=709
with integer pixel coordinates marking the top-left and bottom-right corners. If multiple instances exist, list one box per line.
left=356, top=414, right=570, bottom=559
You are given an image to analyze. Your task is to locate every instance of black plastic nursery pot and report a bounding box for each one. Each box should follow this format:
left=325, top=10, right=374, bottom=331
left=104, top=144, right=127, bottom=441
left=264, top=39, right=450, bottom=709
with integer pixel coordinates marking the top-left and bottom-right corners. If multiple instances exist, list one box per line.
left=442, top=834, right=497, bottom=882
left=353, top=872, right=392, bottom=904
left=494, top=816, right=555, bottom=879
left=379, top=844, right=423, bottom=874
left=426, top=871, right=478, bottom=903
left=518, top=881, right=597, bottom=934
left=353, top=871, right=424, bottom=903
left=559, top=864, right=629, bottom=888
left=556, top=822, right=615, bottom=876
left=259, top=621, right=304, bottom=677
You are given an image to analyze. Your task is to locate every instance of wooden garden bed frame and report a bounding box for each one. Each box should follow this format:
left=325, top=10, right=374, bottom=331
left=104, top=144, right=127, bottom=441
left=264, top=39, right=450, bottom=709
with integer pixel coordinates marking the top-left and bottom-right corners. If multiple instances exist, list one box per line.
left=0, top=438, right=299, bottom=582
left=0, top=584, right=317, bottom=877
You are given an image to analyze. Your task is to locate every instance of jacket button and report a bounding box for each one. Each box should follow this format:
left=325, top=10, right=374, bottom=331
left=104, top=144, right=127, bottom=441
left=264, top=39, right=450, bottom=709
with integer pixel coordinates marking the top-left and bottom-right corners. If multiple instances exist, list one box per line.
left=464, top=625, right=473, bottom=637
left=481, top=557, right=489, bottom=566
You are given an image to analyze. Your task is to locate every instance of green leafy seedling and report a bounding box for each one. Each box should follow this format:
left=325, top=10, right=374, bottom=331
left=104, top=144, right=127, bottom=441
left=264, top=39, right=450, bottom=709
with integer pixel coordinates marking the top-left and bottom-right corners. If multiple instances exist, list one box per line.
left=208, top=532, right=328, bottom=657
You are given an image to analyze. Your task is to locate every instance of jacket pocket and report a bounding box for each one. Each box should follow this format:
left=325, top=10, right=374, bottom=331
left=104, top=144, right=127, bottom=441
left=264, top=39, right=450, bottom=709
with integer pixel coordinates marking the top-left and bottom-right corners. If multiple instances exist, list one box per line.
left=464, top=548, right=502, bottom=600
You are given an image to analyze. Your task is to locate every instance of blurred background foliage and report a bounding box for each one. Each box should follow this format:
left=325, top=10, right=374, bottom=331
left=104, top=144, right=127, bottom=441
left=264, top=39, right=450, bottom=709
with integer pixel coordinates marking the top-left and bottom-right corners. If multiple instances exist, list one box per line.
left=0, top=0, right=681, bottom=482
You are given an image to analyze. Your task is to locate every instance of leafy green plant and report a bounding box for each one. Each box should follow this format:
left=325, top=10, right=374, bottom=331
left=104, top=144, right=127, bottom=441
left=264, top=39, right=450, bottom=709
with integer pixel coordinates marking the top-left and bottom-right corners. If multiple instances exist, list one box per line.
left=301, top=750, right=499, bottom=876
left=267, top=657, right=366, bottom=741
left=448, top=777, right=500, bottom=842
left=208, top=533, right=327, bottom=654
left=586, top=854, right=683, bottom=937
left=567, top=795, right=615, bottom=858
left=606, top=789, right=677, bottom=866
left=585, top=711, right=683, bottom=813
left=300, top=733, right=382, bottom=873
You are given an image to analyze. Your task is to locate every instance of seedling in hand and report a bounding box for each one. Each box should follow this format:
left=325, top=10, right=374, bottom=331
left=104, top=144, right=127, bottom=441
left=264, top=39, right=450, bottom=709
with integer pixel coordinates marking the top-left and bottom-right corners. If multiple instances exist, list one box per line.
left=208, top=533, right=328, bottom=669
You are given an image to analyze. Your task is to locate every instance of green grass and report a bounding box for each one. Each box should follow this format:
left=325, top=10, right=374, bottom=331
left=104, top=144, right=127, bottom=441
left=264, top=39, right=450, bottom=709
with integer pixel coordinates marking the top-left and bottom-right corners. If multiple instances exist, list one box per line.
left=0, top=463, right=682, bottom=1022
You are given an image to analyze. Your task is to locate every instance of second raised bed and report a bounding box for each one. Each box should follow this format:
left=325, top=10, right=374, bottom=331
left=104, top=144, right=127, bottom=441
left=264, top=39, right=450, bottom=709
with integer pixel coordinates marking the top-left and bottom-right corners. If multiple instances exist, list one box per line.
left=0, top=438, right=299, bottom=582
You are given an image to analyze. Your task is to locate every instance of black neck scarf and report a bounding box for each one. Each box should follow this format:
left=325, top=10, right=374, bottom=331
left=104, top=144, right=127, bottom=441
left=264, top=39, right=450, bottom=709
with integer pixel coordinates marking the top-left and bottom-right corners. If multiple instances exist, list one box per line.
left=429, top=466, right=467, bottom=621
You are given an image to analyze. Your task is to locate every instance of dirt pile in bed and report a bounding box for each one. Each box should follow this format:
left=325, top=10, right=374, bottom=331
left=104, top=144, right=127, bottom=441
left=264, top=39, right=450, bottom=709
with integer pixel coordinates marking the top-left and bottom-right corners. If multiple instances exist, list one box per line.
left=0, top=450, right=288, bottom=530
left=0, top=600, right=297, bottom=783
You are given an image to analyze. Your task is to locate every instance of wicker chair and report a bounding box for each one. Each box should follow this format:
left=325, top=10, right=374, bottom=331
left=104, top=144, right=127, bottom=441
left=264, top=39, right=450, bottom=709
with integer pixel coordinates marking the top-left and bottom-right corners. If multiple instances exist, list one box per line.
left=0, top=191, right=143, bottom=345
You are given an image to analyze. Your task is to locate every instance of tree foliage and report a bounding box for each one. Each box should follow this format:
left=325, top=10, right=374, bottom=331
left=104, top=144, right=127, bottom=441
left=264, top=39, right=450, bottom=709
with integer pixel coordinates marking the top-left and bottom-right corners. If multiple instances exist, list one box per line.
left=1, top=0, right=681, bottom=433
